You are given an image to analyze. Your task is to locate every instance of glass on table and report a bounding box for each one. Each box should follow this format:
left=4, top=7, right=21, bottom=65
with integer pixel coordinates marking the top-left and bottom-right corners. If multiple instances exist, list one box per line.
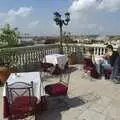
left=15, top=73, right=21, bottom=77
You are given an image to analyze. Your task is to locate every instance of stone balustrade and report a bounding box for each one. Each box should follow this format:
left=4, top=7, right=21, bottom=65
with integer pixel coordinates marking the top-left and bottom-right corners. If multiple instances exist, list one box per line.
left=0, top=44, right=118, bottom=71
left=82, top=44, right=118, bottom=55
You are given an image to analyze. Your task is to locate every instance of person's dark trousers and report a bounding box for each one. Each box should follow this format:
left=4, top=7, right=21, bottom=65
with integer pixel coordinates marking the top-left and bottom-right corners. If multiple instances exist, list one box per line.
left=110, top=56, right=120, bottom=81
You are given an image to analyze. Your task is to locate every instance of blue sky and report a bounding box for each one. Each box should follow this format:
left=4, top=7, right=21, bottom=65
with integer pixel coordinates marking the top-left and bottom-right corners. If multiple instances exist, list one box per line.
left=0, top=0, right=120, bottom=35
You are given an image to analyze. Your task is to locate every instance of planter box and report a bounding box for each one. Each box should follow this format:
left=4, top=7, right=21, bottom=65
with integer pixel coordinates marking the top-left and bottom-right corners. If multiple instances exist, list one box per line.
left=0, top=67, right=10, bottom=83
left=68, top=55, right=76, bottom=65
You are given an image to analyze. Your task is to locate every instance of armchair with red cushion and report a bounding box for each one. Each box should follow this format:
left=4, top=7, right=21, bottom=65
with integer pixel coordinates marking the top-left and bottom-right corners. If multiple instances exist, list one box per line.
left=80, top=58, right=99, bottom=79
left=45, top=67, right=70, bottom=97
left=45, top=83, right=68, bottom=96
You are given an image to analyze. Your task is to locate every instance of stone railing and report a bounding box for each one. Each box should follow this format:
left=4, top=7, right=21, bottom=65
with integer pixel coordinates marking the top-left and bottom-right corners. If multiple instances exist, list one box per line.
left=0, top=44, right=60, bottom=71
left=0, top=44, right=118, bottom=71
left=82, top=44, right=118, bottom=55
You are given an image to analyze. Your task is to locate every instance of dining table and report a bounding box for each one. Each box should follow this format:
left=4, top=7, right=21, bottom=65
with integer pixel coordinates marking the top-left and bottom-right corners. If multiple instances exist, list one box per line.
left=3, top=72, right=45, bottom=99
left=45, top=54, right=68, bottom=70
left=3, top=71, right=46, bottom=118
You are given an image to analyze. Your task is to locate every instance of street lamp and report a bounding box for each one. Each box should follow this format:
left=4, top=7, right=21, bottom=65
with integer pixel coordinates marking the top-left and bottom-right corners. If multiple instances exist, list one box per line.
left=54, top=12, right=70, bottom=54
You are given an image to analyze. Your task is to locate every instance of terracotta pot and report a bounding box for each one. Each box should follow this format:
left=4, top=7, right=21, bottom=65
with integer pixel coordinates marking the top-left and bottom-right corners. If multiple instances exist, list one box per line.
left=68, top=55, right=76, bottom=65
left=0, top=67, right=10, bottom=83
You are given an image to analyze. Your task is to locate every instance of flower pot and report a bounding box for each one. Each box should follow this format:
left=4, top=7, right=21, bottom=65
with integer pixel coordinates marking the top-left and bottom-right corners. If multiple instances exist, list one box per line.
left=68, top=55, right=76, bottom=65
left=0, top=67, right=10, bottom=84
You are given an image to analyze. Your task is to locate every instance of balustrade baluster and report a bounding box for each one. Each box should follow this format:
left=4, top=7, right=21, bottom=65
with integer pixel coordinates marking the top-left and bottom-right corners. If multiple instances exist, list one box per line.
left=100, top=48, right=102, bottom=55
left=0, top=44, right=117, bottom=72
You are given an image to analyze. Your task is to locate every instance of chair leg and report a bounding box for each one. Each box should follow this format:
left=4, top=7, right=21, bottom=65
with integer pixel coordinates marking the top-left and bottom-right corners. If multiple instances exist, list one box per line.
left=8, top=117, right=12, bottom=120
left=35, top=113, right=38, bottom=120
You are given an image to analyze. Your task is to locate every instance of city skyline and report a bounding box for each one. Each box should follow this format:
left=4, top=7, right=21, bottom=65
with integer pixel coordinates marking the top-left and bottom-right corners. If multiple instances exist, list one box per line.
left=0, top=0, right=120, bottom=35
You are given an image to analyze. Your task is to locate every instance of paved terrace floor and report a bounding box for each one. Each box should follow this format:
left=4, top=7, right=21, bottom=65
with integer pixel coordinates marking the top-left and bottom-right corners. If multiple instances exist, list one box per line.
left=1, top=64, right=120, bottom=120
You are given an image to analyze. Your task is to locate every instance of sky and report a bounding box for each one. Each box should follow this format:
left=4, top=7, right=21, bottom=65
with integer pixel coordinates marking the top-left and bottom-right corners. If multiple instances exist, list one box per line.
left=0, top=0, right=120, bottom=36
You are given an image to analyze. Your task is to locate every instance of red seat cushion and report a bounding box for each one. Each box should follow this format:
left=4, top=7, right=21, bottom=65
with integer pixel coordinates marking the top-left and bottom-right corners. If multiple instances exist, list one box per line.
left=11, top=96, right=37, bottom=116
left=4, top=96, right=9, bottom=118
left=104, top=69, right=112, bottom=75
left=45, top=83, right=68, bottom=96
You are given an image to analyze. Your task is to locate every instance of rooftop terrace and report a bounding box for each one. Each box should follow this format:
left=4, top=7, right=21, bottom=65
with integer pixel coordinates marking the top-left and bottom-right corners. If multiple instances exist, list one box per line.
left=1, top=64, right=120, bottom=120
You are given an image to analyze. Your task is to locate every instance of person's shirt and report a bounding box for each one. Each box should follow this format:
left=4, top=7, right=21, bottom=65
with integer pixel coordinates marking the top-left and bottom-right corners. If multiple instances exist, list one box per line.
left=108, top=51, right=119, bottom=67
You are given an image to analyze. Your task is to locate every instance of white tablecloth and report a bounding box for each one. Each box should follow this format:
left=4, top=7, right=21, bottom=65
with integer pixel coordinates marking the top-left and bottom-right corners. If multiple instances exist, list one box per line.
left=45, top=54, right=68, bottom=70
left=3, top=72, right=44, bottom=101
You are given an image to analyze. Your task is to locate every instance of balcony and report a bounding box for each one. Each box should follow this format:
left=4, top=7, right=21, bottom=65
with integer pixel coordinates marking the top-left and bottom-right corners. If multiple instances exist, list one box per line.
left=0, top=43, right=118, bottom=71
left=1, top=64, right=120, bottom=119
left=0, top=44, right=120, bottom=120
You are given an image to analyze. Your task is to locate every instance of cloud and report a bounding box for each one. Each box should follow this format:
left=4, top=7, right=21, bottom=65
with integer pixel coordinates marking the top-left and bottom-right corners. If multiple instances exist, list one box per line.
left=69, top=0, right=120, bottom=20
left=68, top=0, right=101, bottom=26
left=69, top=0, right=120, bottom=13
left=68, top=0, right=100, bottom=32
left=28, top=20, right=40, bottom=28
left=68, top=0, right=120, bottom=34
left=0, top=6, right=32, bottom=24
left=86, top=23, right=97, bottom=29
left=0, top=13, right=5, bottom=18
left=7, top=7, right=32, bottom=17
left=98, top=0, right=120, bottom=12
left=83, top=23, right=103, bottom=31
left=15, top=7, right=32, bottom=17
left=69, top=0, right=99, bottom=13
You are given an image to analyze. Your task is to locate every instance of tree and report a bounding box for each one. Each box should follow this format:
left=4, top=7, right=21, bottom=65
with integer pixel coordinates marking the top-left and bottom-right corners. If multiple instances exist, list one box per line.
left=0, top=24, right=19, bottom=47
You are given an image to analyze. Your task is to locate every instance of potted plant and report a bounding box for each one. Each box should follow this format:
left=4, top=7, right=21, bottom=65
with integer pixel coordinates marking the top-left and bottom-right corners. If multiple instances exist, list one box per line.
left=63, top=32, right=77, bottom=65
left=0, top=24, right=19, bottom=85
left=0, top=51, right=18, bottom=84
left=68, top=52, right=77, bottom=65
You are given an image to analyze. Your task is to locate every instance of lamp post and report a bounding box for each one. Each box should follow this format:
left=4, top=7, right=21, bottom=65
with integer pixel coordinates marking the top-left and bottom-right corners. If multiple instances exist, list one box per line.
left=54, top=12, right=70, bottom=54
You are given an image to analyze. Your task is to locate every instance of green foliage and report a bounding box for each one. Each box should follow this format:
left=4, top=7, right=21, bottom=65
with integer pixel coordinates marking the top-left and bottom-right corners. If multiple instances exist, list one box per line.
left=0, top=24, right=19, bottom=47
left=0, top=48, right=18, bottom=70
left=0, top=81, right=4, bottom=87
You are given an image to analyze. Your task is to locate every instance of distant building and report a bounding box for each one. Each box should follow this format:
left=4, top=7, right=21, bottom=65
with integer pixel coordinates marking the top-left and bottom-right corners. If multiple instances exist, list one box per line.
left=95, top=35, right=110, bottom=42
left=19, top=33, right=34, bottom=43
left=19, top=33, right=59, bottom=45
left=33, top=36, right=59, bottom=44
